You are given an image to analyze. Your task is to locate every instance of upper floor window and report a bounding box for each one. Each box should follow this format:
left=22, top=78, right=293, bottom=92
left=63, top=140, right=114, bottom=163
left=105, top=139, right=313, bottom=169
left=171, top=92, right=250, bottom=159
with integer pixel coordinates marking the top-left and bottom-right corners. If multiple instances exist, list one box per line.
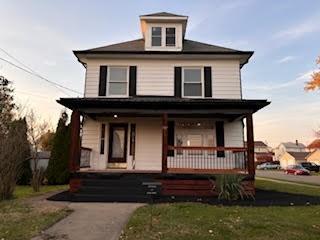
left=107, top=67, right=128, bottom=97
left=166, top=28, right=176, bottom=46
left=182, top=68, right=203, bottom=97
left=151, top=27, right=162, bottom=46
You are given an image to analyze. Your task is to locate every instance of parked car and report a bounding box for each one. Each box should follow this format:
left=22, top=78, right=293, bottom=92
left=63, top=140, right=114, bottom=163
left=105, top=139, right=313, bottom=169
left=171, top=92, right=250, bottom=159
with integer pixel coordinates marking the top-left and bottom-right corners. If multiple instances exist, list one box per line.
left=257, top=162, right=281, bottom=170
left=284, top=165, right=310, bottom=175
left=300, top=162, right=320, bottom=172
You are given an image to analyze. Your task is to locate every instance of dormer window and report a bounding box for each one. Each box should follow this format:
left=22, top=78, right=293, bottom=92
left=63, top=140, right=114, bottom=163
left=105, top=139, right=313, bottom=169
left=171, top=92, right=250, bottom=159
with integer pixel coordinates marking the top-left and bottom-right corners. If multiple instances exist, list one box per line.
left=166, top=28, right=176, bottom=46
left=151, top=27, right=162, bottom=46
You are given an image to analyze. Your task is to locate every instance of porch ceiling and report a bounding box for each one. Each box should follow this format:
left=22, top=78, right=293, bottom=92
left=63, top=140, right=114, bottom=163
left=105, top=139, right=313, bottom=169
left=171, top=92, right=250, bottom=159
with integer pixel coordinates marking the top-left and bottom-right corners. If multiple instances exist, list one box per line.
left=57, top=97, right=270, bottom=119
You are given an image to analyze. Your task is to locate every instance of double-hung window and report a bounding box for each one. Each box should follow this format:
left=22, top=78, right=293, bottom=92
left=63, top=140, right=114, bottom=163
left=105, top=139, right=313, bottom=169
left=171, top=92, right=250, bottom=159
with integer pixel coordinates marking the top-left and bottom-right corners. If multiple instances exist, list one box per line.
left=107, top=67, right=128, bottom=97
left=151, top=27, right=162, bottom=46
left=182, top=67, right=203, bottom=97
left=166, top=28, right=176, bottom=46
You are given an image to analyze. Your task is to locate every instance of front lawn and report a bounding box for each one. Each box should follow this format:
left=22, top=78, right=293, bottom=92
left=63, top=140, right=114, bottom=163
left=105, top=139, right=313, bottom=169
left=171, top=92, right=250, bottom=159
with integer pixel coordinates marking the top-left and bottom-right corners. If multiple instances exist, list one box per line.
left=14, top=185, right=68, bottom=199
left=121, top=179, right=320, bottom=240
left=0, top=185, right=70, bottom=240
left=256, top=179, right=320, bottom=197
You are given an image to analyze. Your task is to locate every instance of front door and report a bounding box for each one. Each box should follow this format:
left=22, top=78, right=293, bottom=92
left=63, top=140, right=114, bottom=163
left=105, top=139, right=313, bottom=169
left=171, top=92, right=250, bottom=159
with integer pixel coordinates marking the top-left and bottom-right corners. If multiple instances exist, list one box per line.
left=108, top=123, right=128, bottom=163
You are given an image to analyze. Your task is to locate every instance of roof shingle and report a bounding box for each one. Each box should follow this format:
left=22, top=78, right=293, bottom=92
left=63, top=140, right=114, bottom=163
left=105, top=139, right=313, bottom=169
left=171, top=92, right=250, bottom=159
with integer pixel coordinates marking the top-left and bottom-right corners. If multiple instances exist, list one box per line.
left=140, top=12, right=187, bottom=18
left=75, top=38, right=251, bottom=54
left=307, top=139, right=320, bottom=149
left=287, top=151, right=309, bottom=161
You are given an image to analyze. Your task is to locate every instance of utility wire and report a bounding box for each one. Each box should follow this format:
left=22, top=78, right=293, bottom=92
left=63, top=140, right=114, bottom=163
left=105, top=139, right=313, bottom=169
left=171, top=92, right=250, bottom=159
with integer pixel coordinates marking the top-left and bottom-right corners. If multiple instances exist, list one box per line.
left=0, top=53, right=82, bottom=96
left=0, top=47, right=37, bottom=73
left=0, top=47, right=74, bottom=97
left=0, top=47, right=78, bottom=96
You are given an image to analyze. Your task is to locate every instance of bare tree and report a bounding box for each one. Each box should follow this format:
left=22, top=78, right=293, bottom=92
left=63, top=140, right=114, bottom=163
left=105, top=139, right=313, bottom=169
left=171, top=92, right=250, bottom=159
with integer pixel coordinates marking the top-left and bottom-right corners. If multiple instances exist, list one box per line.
left=26, top=110, right=50, bottom=192
left=0, top=120, right=29, bottom=200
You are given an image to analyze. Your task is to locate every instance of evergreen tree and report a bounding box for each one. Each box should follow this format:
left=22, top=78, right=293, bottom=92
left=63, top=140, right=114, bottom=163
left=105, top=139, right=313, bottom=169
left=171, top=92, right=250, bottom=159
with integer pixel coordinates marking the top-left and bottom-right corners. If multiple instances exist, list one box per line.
left=0, top=76, right=15, bottom=134
left=16, top=118, right=32, bottom=185
left=46, top=112, right=71, bottom=184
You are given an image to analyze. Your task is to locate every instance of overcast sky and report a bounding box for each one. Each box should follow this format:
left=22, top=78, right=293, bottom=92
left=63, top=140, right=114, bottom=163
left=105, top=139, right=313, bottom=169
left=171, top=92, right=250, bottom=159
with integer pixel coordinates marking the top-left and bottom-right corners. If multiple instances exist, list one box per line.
left=1, top=0, right=320, bottom=147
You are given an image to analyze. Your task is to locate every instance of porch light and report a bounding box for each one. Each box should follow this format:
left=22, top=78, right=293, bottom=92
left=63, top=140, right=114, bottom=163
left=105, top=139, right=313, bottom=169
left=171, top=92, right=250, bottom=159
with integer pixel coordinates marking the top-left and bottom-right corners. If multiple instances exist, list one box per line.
left=197, top=122, right=201, bottom=126
left=113, top=114, right=118, bottom=118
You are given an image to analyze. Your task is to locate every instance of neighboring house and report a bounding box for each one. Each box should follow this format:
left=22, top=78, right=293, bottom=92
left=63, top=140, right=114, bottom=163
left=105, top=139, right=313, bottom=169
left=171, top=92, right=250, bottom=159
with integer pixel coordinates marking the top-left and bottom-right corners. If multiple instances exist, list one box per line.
left=306, top=149, right=320, bottom=165
left=274, top=141, right=307, bottom=161
left=304, top=139, right=320, bottom=165
left=279, top=152, right=309, bottom=169
left=307, top=139, right=320, bottom=151
left=245, top=141, right=274, bottom=163
left=30, top=151, right=50, bottom=171
left=58, top=12, right=269, bottom=199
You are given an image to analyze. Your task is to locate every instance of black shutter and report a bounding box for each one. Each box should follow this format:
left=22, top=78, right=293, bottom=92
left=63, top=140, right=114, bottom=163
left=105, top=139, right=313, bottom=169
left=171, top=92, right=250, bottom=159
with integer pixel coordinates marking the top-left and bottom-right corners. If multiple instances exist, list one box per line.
left=174, top=67, right=182, bottom=97
left=168, top=121, right=175, bottom=156
left=204, top=66, right=212, bottom=97
left=129, top=66, right=137, bottom=97
left=98, top=66, right=107, bottom=96
left=215, top=121, right=225, bottom=157
left=129, top=124, right=136, bottom=156
left=100, top=124, right=106, bottom=154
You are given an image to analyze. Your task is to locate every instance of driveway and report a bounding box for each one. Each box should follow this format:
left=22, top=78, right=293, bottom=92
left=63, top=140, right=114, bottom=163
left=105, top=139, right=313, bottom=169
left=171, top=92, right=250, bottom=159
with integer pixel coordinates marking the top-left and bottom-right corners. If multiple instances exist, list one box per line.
left=256, top=170, right=320, bottom=186
left=33, top=202, right=144, bottom=240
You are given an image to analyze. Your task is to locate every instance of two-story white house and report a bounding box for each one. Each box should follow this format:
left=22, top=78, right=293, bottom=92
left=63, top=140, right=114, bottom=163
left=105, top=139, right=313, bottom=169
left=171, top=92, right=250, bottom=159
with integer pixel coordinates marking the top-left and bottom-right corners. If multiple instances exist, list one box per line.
left=58, top=12, right=269, bottom=200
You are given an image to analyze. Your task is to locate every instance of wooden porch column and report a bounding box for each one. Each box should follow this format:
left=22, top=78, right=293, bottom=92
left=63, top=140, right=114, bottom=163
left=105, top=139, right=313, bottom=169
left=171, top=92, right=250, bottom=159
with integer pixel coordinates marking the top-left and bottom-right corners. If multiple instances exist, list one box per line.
left=69, top=110, right=81, bottom=173
left=246, top=113, right=255, bottom=177
left=162, top=113, right=168, bottom=173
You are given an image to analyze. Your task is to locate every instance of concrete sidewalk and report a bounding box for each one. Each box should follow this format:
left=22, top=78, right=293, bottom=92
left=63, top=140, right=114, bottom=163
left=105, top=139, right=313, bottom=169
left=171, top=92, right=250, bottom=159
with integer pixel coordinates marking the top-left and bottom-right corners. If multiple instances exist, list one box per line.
left=256, top=170, right=320, bottom=186
left=33, top=202, right=144, bottom=240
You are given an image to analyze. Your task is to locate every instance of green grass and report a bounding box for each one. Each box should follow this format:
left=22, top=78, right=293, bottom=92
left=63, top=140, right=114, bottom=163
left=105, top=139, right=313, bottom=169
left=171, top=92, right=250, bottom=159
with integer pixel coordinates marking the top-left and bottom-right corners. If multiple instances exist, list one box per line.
left=0, top=185, right=70, bottom=240
left=14, top=185, right=68, bottom=199
left=121, top=179, right=320, bottom=240
left=256, top=179, right=320, bottom=197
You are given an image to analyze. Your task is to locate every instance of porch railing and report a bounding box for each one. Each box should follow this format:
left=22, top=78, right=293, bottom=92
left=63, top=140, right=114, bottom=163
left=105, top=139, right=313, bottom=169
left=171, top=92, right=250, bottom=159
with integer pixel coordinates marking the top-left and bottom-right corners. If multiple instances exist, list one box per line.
left=167, top=146, right=248, bottom=173
left=80, top=147, right=91, bottom=168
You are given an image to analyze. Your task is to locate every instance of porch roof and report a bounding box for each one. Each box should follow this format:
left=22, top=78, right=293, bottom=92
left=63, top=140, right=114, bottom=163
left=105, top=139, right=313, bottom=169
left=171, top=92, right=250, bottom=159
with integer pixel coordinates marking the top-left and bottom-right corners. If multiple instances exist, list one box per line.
left=57, top=97, right=270, bottom=119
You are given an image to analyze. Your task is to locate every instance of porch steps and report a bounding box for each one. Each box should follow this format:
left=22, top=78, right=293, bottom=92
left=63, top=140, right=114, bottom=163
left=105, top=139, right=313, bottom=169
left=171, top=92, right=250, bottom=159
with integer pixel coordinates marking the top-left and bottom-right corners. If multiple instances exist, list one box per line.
left=71, top=173, right=161, bottom=202
left=70, top=172, right=254, bottom=201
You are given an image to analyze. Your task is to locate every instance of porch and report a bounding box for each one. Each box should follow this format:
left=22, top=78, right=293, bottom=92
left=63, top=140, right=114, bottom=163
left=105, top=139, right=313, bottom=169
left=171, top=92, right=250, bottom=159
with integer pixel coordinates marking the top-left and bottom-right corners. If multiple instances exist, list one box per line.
left=58, top=97, right=269, bottom=177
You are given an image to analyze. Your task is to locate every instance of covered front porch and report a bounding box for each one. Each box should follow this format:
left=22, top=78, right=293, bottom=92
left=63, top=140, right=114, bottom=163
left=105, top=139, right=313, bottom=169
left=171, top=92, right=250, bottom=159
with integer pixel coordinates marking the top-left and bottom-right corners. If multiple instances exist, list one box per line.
left=58, top=97, right=269, bottom=178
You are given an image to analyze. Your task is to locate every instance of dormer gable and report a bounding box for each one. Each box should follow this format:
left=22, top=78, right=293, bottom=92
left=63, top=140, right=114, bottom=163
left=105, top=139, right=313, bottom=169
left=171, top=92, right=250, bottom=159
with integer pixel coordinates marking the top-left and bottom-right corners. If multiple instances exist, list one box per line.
left=140, top=12, right=188, bottom=51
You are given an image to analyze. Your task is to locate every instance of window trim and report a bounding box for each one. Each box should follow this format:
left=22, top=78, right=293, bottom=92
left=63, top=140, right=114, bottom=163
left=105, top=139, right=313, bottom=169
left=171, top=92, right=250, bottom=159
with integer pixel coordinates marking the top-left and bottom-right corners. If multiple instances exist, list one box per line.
left=182, top=67, right=204, bottom=98
left=151, top=26, right=162, bottom=47
left=106, top=66, right=129, bottom=97
left=166, top=27, right=176, bottom=47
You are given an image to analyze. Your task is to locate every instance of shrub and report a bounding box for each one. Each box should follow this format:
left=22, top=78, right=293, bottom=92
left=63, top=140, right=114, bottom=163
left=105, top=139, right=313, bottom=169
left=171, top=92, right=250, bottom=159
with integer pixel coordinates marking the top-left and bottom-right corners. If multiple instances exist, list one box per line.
left=214, top=174, right=254, bottom=201
left=46, top=112, right=70, bottom=185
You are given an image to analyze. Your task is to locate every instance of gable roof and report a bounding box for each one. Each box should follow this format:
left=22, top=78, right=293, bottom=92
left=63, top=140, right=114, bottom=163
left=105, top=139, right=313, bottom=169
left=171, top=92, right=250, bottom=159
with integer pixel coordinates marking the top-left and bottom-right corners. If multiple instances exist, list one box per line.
left=74, top=38, right=252, bottom=55
left=307, top=139, right=320, bottom=149
left=244, top=141, right=269, bottom=148
left=254, top=141, right=268, bottom=147
left=281, top=142, right=306, bottom=149
left=287, top=151, right=309, bottom=161
left=140, top=12, right=187, bottom=18
left=306, top=149, right=320, bottom=159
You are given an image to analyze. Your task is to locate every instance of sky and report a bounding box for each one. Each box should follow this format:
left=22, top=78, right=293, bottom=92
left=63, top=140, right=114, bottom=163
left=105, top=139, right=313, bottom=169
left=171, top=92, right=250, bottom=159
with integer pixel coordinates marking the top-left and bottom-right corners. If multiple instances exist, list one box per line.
left=0, top=0, right=320, bottom=147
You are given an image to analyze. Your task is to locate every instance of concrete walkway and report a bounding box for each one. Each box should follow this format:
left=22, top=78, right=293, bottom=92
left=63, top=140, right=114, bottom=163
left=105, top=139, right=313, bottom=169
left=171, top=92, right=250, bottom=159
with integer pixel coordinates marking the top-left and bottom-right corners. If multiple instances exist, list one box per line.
left=256, top=170, right=320, bottom=186
left=33, top=202, right=144, bottom=240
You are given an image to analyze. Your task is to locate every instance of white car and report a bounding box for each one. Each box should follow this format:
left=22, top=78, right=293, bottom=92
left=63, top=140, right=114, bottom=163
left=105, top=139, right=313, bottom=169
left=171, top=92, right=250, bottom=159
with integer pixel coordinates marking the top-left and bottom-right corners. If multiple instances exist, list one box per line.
left=257, top=162, right=281, bottom=170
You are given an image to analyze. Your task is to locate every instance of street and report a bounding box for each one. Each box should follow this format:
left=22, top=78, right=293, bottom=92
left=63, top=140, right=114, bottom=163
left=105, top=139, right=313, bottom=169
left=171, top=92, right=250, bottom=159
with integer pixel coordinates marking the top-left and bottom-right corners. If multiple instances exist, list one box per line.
left=256, top=170, right=320, bottom=186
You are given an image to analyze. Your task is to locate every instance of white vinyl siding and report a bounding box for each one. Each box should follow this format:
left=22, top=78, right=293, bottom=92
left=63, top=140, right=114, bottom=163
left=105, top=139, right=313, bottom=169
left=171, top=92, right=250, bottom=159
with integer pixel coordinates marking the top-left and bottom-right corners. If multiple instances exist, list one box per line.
left=84, top=59, right=241, bottom=99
